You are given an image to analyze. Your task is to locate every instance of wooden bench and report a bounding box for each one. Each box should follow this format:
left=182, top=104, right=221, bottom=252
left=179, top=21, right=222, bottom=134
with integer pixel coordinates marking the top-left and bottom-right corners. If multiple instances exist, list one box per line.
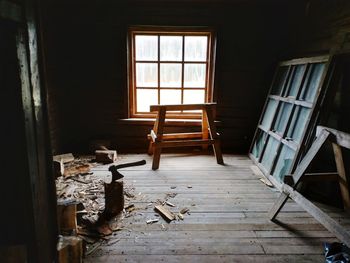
left=147, top=103, right=224, bottom=170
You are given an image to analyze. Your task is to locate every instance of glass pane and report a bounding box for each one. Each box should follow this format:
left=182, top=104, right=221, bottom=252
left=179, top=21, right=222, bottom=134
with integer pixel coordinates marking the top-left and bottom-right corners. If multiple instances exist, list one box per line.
left=136, top=63, right=158, bottom=87
left=273, top=102, right=293, bottom=135
left=271, top=66, right=288, bottom=96
left=160, top=90, right=181, bottom=105
left=273, top=145, right=295, bottom=182
left=287, top=106, right=311, bottom=143
left=184, top=36, right=207, bottom=62
left=160, top=63, right=182, bottom=87
left=261, top=136, right=279, bottom=172
left=184, top=64, right=206, bottom=88
left=135, top=35, right=158, bottom=61
left=300, top=63, right=325, bottom=102
left=136, top=89, right=158, bottom=112
left=260, top=99, right=278, bottom=130
left=160, top=36, right=182, bottom=61
left=251, top=130, right=268, bottom=159
left=286, top=65, right=305, bottom=97
left=183, top=89, right=205, bottom=104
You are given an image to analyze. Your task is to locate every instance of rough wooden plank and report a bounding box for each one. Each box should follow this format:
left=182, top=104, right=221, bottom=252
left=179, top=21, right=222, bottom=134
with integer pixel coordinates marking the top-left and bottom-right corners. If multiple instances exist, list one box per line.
left=283, top=184, right=350, bottom=247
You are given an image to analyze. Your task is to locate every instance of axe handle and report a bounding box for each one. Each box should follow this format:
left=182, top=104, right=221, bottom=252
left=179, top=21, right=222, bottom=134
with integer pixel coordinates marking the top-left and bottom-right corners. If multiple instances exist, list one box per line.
left=112, top=160, right=146, bottom=170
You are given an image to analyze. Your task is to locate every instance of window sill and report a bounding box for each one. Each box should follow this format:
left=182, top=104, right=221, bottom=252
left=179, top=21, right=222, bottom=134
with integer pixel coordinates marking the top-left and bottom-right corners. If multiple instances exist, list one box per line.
left=118, top=118, right=221, bottom=127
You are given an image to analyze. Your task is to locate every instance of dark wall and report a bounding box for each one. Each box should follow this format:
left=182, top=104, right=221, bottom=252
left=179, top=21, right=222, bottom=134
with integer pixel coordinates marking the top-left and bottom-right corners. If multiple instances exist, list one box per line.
left=42, top=0, right=306, bottom=154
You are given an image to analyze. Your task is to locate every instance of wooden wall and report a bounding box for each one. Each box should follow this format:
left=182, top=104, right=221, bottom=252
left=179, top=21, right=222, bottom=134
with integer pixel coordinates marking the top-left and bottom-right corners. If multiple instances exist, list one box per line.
left=41, top=0, right=306, bottom=154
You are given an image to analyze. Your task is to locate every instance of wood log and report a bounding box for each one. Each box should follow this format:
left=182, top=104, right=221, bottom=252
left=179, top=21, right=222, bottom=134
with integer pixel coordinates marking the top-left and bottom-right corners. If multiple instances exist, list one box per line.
left=57, top=236, right=82, bottom=263
left=57, top=204, right=77, bottom=234
left=103, top=181, right=124, bottom=220
left=95, top=150, right=117, bottom=164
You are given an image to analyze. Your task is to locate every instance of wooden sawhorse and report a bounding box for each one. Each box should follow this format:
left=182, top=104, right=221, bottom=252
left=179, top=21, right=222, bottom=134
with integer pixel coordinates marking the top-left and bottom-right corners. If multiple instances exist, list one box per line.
left=147, top=103, right=224, bottom=170
left=269, top=126, right=350, bottom=247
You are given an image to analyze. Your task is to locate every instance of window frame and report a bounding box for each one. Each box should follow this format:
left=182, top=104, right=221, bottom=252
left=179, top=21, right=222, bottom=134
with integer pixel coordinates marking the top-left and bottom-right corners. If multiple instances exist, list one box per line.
left=249, top=55, right=332, bottom=186
left=127, top=26, right=216, bottom=119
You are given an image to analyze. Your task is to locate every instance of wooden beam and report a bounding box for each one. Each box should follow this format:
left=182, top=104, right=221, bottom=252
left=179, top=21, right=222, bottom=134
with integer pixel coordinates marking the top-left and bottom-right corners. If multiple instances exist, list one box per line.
left=158, top=139, right=215, bottom=148
left=317, top=126, right=350, bottom=149
left=150, top=103, right=216, bottom=112
left=148, top=132, right=203, bottom=141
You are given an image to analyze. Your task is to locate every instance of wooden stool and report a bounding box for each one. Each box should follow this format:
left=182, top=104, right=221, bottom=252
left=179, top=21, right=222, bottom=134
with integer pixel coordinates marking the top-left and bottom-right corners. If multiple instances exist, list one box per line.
left=147, top=103, right=224, bottom=170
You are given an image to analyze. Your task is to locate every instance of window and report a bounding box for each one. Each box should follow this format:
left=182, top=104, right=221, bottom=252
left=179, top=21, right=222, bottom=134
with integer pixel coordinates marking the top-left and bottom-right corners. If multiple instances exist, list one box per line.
left=128, top=27, right=216, bottom=118
left=250, top=55, right=330, bottom=183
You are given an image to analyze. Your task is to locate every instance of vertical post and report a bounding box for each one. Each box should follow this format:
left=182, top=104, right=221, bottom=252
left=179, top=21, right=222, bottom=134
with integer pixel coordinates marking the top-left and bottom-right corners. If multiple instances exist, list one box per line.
left=201, top=107, right=209, bottom=151
left=332, top=143, right=350, bottom=211
left=205, top=105, right=224, bottom=164
left=152, top=107, right=166, bottom=170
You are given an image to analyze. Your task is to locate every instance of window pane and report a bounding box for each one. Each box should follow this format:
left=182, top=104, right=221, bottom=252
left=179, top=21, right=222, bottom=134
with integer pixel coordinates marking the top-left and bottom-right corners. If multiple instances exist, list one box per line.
left=273, top=145, right=295, bottom=182
left=287, top=106, right=311, bottom=143
left=184, top=36, right=207, bottom=62
left=160, top=90, right=181, bottom=105
left=183, top=89, right=205, bottom=104
left=184, top=64, right=206, bottom=87
left=160, top=63, right=182, bottom=87
left=135, top=35, right=158, bottom=61
left=136, top=89, right=158, bottom=112
left=251, top=130, right=268, bottom=160
left=271, top=66, right=288, bottom=96
left=160, top=36, right=182, bottom=61
left=136, top=63, right=158, bottom=87
left=300, top=63, right=325, bottom=102
left=273, top=102, right=293, bottom=135
left=261, top=136, right=279, bottom=172
left=260, top=99, right=278, bottom=130
left=286, top=65, right=305, bottom=97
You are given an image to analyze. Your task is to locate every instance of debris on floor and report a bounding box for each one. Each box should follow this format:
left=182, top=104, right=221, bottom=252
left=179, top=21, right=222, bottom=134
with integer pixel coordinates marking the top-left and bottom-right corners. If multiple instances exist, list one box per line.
left=146, top=218, right=159, bottom=224
left=154, top=205, right=176, bottom=222
left=55, top=155, right=147, bottom=259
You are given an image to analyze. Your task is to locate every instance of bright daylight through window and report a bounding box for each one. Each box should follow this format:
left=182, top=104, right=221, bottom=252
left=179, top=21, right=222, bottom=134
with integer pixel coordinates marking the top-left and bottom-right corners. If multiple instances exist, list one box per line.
left=128, top=27, right=215, bottom=118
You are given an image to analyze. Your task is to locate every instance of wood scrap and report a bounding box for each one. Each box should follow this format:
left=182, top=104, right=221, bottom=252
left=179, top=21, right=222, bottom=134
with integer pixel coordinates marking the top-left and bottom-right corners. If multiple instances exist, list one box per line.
left=146, top=218, right=159, bottom=224
left=154, top=205, right=175, bottom=222
left=95, top=150, right=117, bottom=164
left=64, top=164, right=91, bottom=177
left=54, top=153, right=75, bottom=163
left=165, top=201, right=175, bottom=207
left=180, top=207, right=189, bottom=214
left=259, top=177, right=273, bottom=187
left=177, top=213, right=184, bottom=220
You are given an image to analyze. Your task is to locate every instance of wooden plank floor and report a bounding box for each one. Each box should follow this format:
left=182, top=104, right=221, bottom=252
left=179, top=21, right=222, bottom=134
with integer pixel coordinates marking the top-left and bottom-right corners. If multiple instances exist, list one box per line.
left=85, top=153, right=348, bottom=263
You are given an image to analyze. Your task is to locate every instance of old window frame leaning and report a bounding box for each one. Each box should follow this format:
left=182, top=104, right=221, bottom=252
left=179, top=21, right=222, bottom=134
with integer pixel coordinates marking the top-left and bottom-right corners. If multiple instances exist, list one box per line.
left=128, top=26, right=216, bottom=119
left=249, top=55, right=332, bottom=186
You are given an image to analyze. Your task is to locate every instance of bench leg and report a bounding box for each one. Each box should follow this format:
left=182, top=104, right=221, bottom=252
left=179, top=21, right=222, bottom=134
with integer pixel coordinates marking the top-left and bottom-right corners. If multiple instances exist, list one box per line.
left=152, top=145, right=162, bottom=170
left=213, top=140, right=224, bottom=164
left=148, top=142, right=154, bottom=155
